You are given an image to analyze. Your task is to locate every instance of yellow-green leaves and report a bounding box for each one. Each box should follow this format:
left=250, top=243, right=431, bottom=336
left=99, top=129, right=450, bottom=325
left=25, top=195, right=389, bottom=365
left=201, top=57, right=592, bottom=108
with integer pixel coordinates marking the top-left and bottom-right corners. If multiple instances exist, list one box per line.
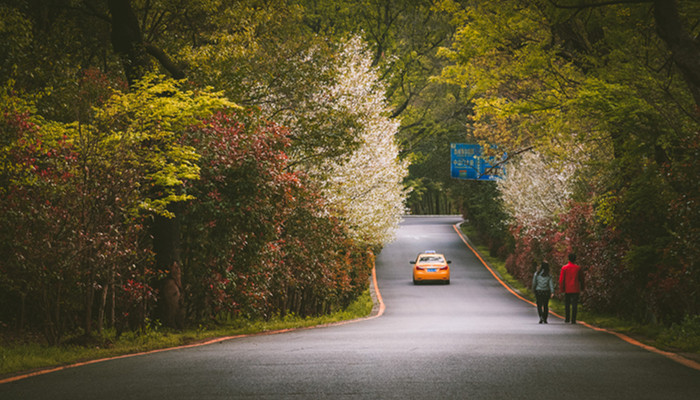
left=94, top=73, right=236, bottom=217
left=439, top=1, right=585, bottom=158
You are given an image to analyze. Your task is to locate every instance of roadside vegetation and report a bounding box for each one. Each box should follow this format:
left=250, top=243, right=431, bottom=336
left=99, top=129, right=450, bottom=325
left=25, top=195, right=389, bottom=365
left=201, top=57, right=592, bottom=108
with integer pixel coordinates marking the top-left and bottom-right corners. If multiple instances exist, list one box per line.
left=1, top=1, right=407, bottom=349
left=461, top=225, right=700, bottom=357
left=407, top=0, right=699, bottom=356
left=0, top=290, right=373, bottom=377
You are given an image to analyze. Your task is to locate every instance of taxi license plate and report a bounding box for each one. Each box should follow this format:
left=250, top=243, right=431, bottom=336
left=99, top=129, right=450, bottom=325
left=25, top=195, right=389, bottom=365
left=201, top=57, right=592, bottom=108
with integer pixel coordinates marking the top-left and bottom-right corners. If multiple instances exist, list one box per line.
left=427, top=268, right=437, bottom=272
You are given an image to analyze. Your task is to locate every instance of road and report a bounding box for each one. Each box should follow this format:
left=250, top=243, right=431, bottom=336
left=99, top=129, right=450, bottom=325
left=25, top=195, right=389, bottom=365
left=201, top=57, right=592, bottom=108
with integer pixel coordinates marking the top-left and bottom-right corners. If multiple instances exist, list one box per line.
left=1, top=216, right=699, bottom=399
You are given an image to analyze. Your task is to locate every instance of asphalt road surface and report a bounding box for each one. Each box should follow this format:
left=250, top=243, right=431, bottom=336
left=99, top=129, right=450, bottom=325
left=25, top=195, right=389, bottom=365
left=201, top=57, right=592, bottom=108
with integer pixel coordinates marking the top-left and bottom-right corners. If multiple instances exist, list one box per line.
left=2, top=216, right=699, bottom=399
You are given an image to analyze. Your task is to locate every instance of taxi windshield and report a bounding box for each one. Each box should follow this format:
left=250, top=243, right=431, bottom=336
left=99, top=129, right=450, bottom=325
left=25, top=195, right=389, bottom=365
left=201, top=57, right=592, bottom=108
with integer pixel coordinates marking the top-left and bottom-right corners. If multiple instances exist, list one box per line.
left=418, top=255, right=445, bottom=263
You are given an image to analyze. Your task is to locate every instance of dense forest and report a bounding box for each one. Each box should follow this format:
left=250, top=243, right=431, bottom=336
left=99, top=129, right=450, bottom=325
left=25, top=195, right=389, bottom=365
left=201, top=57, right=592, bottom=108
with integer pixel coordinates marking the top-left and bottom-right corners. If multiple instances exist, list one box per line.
left=0, top=0, right=698, bottom=345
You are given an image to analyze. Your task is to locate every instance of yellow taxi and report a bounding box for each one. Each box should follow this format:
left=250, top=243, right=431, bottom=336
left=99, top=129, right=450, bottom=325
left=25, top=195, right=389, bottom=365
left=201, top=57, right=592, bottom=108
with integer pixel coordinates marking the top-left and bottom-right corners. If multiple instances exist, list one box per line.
left=411, top=250, right=451, bottom=285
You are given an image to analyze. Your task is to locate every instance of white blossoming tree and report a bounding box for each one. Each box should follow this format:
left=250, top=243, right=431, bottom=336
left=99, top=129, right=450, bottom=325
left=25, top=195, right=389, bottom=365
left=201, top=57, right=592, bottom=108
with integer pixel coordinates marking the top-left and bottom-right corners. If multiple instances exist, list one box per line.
left=187, top=25, right=408, bottom=247
left=312, top=37, right=409, bottom=247
left=497, top=151, right=576, bottom=229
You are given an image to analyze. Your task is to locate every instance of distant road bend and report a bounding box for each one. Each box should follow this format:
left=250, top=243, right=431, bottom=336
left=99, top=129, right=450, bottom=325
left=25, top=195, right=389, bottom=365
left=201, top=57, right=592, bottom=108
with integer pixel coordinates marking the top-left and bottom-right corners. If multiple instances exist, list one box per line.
left=1, top=216, right=699, bottom=399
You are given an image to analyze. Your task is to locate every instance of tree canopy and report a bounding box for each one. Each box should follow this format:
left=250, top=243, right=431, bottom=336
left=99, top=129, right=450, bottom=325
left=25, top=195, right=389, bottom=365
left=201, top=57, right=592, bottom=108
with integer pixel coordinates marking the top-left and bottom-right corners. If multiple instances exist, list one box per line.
left=438, top=0, right=700, bottom=323
left=0, top=0, right=407, bottom=339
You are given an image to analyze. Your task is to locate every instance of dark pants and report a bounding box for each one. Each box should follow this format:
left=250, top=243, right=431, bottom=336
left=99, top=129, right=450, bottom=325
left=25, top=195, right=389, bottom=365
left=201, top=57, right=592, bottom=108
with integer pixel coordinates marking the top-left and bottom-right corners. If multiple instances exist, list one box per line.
left=535, top=290, right=551, bottom=322
left=564, top=293, right=580, bottom=323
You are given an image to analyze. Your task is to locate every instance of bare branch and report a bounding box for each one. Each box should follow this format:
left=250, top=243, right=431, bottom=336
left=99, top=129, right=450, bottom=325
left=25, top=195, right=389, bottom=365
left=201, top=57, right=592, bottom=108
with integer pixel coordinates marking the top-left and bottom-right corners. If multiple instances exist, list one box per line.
left=480, top=146, right=535, bottom=179
left=144, top=44, right=185, bottom=80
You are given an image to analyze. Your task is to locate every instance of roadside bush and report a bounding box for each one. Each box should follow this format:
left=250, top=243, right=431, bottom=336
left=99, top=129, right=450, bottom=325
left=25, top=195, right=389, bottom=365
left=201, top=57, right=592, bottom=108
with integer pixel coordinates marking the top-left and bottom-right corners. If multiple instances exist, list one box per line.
left=181, top=110, right=372, bottom=322
left=0, top=78, right=151, bottom=344
left=658, top=315, right=700, bottom=352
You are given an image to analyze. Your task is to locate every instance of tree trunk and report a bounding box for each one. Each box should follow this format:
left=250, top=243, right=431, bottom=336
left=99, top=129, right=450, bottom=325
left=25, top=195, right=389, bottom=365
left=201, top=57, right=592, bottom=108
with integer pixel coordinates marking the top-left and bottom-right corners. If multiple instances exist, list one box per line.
left=108, top=0, right=186, bottom=329
left=85, top=275, right=94, bottom=335
left=653, top=0, right=700, bottom=109
left=97, top=283, right=108, bottom=334
left=43, top=281, right=63, bottom=345
left=19, top=292, right=26, bottom=331
left=109, top=265, right=116, bottom=328
left=107, top=0, right=151, bottom=86
left=152, top=203, right=185, bottom=329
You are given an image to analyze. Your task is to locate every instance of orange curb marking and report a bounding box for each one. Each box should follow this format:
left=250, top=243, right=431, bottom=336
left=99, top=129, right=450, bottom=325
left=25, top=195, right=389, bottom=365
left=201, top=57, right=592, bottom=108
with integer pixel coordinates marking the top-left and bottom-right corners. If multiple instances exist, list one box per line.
left=452, top=224, right=535, bottom=307
left=453, top=223, right=700, bottom=372
left=0, top=265, right=386, bottom=385
left=580, top=322, right=700, bottom=370
left=371, top=263, right=386, bottom=318
left=0, top=335, right=244, bottom=385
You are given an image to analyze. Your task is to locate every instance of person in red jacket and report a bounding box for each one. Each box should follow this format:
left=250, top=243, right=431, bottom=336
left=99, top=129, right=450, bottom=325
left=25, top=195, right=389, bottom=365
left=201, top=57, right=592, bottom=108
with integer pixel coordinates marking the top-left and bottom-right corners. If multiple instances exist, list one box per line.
left=559, top=253, right=585, bottom=324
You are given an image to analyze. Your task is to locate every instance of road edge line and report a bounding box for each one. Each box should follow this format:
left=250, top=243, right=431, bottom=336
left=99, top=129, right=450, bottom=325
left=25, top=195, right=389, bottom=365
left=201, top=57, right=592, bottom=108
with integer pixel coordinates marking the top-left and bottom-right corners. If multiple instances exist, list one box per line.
left=452, top=222, right=700, bottom=372
left=452, top=223, right=535, bottom=307
left=0, top=263, right=386, bottom=385
left=370, top=263, right=386, bottom=318
left=0, top=334, right=246, bottom=385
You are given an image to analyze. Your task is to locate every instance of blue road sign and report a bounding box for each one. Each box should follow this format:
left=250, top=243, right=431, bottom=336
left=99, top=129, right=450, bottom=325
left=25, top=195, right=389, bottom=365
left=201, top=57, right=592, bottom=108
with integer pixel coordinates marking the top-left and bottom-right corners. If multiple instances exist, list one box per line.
left=450, top=143, right=505, bottom=181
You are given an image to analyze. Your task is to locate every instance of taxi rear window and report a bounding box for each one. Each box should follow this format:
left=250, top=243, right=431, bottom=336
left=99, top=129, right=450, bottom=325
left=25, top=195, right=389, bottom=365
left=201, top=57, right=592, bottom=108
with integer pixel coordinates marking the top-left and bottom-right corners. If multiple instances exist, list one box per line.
left=418, top=255, right=445, bottom=263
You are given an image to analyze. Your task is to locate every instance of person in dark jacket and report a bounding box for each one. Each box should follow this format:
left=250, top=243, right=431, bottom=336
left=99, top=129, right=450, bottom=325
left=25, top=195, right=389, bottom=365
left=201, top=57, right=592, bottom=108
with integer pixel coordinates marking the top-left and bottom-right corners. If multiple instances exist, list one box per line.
left=559, top=253, right=585, bottom=324
left=532, top=261, right=555, bottom=324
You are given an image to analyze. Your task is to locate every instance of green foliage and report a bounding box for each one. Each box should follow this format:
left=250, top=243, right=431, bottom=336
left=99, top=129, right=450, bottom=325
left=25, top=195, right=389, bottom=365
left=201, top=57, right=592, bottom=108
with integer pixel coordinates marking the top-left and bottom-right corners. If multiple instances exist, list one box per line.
left=1, top=76, right=374, bottom=342
left=0, top=1, right=394, bottom=343
left=93, top=73, right=234, bottom=217
left=0, top=87, right=90, bottom=343
left=400, top=81, right=471, bottom=215
left=181, top=110, right=373, bottom=320
left=3, top=0, right=696, bottom=349
left=437, top=0, right=700, bottom=325
left=299, top=1, right=463, bottom=217
left=181, top=0, right=364, bottom=169
left=0, top=5, right=33, bottom=79
left=658, top=315, right=700, bottom=352
left=0, top=71, right=235, bottom=342
left=453, top=181, right=511, bottom=258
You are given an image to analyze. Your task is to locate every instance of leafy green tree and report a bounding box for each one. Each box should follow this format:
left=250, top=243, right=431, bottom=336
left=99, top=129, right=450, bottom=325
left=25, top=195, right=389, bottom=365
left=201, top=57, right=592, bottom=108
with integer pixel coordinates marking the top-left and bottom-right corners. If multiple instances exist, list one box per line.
left=439, top=0, right=700, bottom=322
left=90, top=73, right=232, bottom=327
left=452, top=180, right=511, bottom=257
left=299, top=0, right=456, bottom=116
left=0, top=0, right=484, bottom=339
left=0, top=79, right=147, bottom=343
left=178, top=0, right=363, bottom=169
left=298, top=0, right=464, bottom=216
left=0, top=70, right=232, bottom=339
left=0, top=86, right=82, bottom=343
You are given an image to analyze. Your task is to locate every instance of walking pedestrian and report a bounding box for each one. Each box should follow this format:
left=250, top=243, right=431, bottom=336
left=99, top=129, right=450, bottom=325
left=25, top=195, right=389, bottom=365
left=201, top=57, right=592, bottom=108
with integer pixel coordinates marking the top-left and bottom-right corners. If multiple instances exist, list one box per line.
left=532, top=261, right=554, bottom=324
left=559, top=253, right=585, bottom=324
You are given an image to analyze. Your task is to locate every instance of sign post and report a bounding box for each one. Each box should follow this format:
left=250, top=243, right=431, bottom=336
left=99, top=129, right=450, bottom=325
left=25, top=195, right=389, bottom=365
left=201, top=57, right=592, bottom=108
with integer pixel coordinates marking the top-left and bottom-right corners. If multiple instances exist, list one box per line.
left=450, top=143, right=505, bottom=181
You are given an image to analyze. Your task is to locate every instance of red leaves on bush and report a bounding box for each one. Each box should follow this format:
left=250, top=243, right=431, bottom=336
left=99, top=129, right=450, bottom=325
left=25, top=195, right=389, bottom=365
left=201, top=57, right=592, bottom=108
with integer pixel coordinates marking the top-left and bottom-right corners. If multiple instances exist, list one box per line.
left=2, top=96, right=372, bottom=338
left=506, top=201, right=630, bottom=314
left=1, top=78, right=154, bottom=341
left=181, top=110, right=371, bottom=321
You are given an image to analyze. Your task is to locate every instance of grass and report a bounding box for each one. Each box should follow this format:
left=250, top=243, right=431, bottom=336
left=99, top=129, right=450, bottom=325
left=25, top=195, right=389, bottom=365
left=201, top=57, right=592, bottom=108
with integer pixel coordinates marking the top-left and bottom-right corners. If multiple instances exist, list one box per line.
left=459, top=225, right=700, bottom=359
left=0, top=289, right=374, bottom=378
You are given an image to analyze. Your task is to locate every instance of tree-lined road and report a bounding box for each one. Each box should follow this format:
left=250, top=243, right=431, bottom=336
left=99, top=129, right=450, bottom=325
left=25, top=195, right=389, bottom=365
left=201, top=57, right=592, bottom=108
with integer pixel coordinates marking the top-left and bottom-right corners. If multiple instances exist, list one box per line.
left=2, top=216, right=699, bottom=399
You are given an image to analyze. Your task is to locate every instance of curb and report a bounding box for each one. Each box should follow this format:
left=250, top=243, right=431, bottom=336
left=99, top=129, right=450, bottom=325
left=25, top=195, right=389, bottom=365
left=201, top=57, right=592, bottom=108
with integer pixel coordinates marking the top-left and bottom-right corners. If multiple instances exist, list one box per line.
left=452, top=223, right=700, bottom=372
